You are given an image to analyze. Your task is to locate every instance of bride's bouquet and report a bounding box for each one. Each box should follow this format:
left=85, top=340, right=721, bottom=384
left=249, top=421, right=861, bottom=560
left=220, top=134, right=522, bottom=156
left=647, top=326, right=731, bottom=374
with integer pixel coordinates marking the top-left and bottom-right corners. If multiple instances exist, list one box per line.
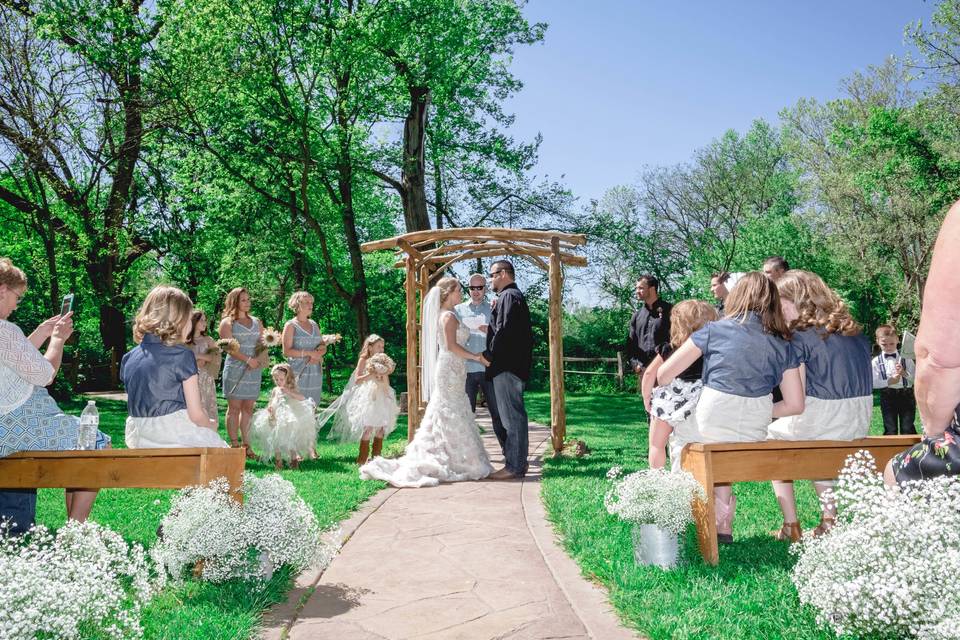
left=366, top=353, right=396, bottom=376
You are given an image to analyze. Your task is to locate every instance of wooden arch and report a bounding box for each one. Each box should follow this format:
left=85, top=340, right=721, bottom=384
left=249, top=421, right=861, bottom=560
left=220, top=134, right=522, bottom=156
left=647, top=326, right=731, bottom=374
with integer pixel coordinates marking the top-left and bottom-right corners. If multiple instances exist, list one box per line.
left=361, top=228, right=588, bottom=455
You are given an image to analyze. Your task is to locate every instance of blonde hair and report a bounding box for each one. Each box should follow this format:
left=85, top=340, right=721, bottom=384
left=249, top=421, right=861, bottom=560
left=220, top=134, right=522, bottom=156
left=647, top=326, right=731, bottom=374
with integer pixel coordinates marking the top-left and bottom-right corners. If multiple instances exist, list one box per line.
left=777, top=270, right=860, bottom=336
left=221, top=287, right=249, bottom=320
left=0, top=257, right=27, bottom=290
left=287, top=291, right=314, bottom=314
left=723, top=271, right=792, bottom=340
left=670, top=300, right=719, bottom=348
left=358, top=333, right=384, bottom=361
left=271, top=363, right=298, bottom=391
left=133, top=286, right=194, bottom=345
left=435, top=277, right=461, bottom=305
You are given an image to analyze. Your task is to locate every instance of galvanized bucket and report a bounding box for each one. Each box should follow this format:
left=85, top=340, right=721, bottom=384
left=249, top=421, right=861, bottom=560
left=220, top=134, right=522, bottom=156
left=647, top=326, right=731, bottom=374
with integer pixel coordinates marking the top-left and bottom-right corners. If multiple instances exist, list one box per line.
left=632, top=524, right=681, bottom=568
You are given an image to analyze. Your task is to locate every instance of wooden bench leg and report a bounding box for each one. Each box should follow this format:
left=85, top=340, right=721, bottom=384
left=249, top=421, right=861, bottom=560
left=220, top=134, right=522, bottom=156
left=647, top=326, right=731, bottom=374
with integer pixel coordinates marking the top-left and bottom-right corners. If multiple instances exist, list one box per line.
left=683, top=448, right=718, bottom=565
left=199, top=449, right=246, bottom=504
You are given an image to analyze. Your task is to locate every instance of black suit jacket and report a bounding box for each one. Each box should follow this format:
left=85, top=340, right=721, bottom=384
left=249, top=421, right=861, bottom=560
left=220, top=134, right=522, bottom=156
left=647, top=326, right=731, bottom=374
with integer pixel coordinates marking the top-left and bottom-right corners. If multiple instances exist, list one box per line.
left=483, top=283, right=533, bottom=381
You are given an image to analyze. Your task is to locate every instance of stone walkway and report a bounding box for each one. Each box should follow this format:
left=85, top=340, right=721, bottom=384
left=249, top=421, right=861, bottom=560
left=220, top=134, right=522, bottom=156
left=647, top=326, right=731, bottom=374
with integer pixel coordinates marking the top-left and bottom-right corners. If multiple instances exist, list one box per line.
left=263, top=411, right=638, bottom=640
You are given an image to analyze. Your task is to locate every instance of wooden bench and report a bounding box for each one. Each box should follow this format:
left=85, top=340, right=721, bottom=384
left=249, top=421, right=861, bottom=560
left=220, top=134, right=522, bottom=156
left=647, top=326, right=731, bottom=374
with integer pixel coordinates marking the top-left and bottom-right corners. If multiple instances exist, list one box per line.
left=680, top=435, right=920, bottom=565
left=0, top=447, right=246, bottom=502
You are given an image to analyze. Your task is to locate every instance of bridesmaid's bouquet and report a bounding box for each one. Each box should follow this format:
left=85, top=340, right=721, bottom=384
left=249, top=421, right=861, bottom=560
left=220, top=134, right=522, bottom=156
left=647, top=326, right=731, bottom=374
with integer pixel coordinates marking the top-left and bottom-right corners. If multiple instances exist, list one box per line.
left=253, top=327, right=282, bottom=368
left=216, top=338, right=240, bottom=357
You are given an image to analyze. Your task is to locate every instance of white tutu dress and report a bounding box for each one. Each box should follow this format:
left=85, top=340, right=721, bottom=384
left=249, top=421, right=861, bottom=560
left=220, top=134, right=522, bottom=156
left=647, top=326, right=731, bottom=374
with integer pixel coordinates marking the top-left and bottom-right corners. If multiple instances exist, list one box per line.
left=249, top=391, right=316, bottom=463
left=345, top=379, right=400, bottom=437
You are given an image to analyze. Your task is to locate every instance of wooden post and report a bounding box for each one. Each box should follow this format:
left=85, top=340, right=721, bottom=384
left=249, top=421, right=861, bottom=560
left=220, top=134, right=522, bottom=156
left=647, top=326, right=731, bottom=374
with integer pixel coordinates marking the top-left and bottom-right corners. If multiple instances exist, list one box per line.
left=548, top=236, right=566, bottom=456
left=405, top=257, right=420, bottom=439
left=616, top=351, right=624, bottom=389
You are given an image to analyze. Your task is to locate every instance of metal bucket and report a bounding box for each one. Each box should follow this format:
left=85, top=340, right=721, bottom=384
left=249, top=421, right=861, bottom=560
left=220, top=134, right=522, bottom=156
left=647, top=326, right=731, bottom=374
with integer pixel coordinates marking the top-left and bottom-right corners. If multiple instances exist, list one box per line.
left=632, top=524, right=681, bottom=568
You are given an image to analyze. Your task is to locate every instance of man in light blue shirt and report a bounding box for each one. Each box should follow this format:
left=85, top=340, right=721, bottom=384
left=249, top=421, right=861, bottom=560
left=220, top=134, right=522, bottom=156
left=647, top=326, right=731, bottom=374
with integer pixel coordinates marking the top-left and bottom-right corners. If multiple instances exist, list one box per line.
left=455, top=273, right=505, bottom=453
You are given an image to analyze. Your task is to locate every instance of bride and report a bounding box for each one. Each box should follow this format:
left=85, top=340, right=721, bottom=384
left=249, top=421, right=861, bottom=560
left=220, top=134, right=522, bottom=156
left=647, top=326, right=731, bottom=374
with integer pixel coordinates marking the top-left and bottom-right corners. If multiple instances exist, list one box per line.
left=360, top=276, right=494, bottom=487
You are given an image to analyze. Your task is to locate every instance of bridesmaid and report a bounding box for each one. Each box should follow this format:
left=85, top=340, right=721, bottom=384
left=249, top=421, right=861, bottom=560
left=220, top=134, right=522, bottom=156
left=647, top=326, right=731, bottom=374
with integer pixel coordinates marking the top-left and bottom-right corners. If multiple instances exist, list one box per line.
left=219, top=287, right=263, bottom=456
left=187, top=310, right=221, bottom=429
left=282, top=291, right=327, bottom=405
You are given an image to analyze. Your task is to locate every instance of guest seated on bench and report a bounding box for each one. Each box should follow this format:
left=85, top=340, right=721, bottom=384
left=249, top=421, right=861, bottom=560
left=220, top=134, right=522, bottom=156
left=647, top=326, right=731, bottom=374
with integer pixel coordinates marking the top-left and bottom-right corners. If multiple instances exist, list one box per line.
left=658, top=272, right=804, bottom=544
left=121, top=286, right=228, bottom=449
left=0, top=257, right=110, bottom=524
left=886, top=199, right=960, bottom=485
left=767, top=270, right=872, bottom=541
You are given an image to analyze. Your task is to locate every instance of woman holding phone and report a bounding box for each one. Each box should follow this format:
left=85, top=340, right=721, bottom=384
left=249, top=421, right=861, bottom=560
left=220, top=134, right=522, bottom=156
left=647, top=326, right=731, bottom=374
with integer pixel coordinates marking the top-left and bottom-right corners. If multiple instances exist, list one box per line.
left=0, top=258, right=110, bottom=525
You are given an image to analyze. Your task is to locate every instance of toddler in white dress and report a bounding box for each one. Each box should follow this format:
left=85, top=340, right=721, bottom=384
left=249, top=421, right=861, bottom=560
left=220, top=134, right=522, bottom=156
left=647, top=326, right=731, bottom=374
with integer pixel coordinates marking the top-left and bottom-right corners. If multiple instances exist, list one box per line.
left=249, top=364, right=316, bottom=469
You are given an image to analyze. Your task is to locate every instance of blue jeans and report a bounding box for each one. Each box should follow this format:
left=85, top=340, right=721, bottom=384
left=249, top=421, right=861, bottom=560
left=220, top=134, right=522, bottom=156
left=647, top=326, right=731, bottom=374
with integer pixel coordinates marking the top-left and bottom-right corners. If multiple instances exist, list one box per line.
left=465, top=372, right=506, bottom=453
left=493, top=372, right=528, bottom=476
left=0, top=489, right=36, bottom=535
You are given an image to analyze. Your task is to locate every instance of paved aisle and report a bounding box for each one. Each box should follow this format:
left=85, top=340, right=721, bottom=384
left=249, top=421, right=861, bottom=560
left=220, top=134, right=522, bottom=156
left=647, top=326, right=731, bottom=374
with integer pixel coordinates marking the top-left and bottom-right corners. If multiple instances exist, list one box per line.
left=265, top=411, right=638, bottom=640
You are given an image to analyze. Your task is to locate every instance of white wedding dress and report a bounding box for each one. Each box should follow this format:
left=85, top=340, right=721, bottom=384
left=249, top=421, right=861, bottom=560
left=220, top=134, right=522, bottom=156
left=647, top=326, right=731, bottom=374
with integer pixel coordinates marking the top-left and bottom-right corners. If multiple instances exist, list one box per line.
left=360, top=311, right=493, bottom=488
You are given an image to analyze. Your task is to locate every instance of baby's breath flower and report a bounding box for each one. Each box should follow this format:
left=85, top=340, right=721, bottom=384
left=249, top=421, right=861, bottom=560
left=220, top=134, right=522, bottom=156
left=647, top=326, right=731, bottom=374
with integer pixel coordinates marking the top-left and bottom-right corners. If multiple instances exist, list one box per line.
left=0, top=520, right=162, bottom=639
left=792, top=450, right=960, bottom=639
left=152, top=473, right=339, bottom=584
left=604, top=468, right=704, bottom=535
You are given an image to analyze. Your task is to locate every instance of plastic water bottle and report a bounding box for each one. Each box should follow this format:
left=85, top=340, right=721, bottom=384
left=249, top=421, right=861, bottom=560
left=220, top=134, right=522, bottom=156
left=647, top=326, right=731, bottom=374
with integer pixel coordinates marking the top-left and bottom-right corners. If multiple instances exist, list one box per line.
left=78, top=401, right=99, bottom=450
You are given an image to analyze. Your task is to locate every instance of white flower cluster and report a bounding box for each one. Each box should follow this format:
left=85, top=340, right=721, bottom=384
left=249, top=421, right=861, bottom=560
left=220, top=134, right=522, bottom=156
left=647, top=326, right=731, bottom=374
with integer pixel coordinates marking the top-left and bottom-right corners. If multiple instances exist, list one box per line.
left=152, top=473, right=339, bottom=583
left=792, top=450, right=960, bottom=639
left=0, top=520, right=162, bottom=639
left=604, top=467, right=705, bottom=535
left=366, top=353, right=396, bottom=376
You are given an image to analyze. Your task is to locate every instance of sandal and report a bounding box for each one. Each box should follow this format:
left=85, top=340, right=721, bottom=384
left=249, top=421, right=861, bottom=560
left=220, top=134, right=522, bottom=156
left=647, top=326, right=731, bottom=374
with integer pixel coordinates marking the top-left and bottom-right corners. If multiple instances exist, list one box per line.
left=244, top=445, right=256, bottom=460
left=771, top=521, right=802, bottom=542
left=812, top=516, right=835, bottom=537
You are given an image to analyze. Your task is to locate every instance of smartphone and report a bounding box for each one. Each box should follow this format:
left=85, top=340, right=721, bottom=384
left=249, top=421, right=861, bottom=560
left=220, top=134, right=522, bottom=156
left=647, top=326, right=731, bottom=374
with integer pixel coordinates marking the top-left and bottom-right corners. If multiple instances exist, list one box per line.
left=59, top=293, right=74, bottom=317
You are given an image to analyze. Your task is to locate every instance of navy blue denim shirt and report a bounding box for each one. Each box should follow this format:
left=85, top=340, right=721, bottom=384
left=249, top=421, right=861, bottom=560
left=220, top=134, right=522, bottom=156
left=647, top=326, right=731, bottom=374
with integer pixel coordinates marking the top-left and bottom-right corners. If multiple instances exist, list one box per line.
left=792, top=328, right=872, bottom=400
left=692, top=313, right=799, bottom=398
left=120, top=334, right=197, bottom=418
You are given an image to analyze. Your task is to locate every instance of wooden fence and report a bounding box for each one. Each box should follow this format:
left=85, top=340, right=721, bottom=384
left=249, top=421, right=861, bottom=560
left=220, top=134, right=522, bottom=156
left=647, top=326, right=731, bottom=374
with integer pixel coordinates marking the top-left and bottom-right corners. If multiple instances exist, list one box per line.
left=534, top=351, right=627, bottom=389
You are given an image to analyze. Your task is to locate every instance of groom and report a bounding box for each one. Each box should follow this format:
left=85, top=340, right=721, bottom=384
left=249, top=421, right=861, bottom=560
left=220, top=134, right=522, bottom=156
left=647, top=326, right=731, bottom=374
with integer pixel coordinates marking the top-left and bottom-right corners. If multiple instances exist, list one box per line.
left=483, top=260, right=533, bottom=480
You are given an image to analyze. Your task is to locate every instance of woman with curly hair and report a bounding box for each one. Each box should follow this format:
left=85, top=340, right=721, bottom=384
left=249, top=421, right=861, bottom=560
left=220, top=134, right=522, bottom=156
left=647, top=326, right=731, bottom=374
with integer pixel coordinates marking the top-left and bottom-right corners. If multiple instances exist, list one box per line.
left=120, top=286, right=227, bottom=448
left=767, top=270, right=872, bottom=541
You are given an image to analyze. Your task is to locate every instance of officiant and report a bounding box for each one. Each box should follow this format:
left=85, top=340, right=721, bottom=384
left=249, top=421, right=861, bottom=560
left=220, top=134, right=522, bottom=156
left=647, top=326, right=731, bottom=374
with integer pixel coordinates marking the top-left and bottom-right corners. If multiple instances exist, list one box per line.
left=456, top=273, right=506, bottom=453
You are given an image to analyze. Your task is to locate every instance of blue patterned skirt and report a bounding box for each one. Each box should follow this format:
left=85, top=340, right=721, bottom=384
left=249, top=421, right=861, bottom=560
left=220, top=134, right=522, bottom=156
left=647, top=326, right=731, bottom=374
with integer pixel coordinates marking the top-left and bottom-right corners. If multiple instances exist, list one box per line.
left=0, top=387, right=110, bottom=457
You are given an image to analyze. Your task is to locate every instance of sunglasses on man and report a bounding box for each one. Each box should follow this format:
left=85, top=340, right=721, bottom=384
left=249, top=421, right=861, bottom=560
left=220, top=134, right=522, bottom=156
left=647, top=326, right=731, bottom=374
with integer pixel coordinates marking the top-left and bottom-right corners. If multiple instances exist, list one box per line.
left=468, top=285, right=485, bottom=291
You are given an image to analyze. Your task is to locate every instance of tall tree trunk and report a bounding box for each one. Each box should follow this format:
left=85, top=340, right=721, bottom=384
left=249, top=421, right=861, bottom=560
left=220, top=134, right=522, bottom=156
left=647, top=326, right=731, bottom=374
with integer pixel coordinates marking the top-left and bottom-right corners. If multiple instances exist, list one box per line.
left=290, top=201, right=306, bottom=290
left=402, top=85, right=431, bottom=232
left=432, top=153, right=444, bottom=230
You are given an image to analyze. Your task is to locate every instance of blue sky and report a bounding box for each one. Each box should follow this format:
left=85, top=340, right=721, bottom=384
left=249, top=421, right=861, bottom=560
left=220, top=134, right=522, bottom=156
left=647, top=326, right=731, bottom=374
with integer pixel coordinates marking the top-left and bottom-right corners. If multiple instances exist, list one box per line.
left=505, top=1, right=936, bottom=205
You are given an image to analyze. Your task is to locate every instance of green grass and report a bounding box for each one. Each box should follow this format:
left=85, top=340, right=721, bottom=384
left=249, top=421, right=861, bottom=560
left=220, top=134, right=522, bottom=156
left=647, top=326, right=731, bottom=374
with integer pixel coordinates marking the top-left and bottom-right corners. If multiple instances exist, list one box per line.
left=527, top=391, right=890, bottom=640
left=35, top=396, right=402, bottom=640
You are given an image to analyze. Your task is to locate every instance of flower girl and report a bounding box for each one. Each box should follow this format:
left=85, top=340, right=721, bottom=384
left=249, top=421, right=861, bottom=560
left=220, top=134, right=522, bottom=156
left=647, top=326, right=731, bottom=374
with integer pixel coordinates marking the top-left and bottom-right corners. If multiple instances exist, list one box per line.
left=641, top=300, right=718, bottom=469
left=249, top=364, right=317, bottom=470
left=327, top=335, right=399, bottom=464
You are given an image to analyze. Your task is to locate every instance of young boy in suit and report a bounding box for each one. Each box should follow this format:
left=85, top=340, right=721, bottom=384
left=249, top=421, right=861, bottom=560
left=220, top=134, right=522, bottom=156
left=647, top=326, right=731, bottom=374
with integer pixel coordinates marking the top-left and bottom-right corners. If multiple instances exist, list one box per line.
left=871, top=325, right=917, bottom=435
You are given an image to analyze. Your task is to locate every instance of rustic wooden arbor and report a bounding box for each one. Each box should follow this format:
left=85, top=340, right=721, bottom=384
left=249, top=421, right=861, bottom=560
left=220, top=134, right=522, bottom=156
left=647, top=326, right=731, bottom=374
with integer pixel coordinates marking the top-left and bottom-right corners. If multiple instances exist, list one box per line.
left=361, top=228, right=587, bottom=455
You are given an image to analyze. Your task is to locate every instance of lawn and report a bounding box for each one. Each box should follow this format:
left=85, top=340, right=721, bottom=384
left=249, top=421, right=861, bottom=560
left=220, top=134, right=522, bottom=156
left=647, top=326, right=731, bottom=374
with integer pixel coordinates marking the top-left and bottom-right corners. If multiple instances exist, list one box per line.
left=526, top=390, right=890, bottom=640
left=34, top=395, right=403, bottom=640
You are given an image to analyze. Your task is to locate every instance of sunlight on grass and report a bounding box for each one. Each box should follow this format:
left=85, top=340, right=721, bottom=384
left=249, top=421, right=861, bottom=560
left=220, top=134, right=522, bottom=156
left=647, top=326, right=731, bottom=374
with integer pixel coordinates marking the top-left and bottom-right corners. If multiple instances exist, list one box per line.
left=527, top=391, right=887, bottom=640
